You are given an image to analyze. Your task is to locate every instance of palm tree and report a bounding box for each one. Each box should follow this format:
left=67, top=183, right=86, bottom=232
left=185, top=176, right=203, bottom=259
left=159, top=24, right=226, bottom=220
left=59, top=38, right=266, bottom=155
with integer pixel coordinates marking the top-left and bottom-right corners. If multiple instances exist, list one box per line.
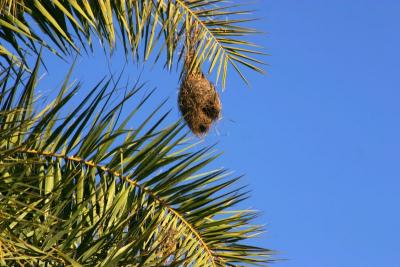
left=0, top=1, right=271, bottom=266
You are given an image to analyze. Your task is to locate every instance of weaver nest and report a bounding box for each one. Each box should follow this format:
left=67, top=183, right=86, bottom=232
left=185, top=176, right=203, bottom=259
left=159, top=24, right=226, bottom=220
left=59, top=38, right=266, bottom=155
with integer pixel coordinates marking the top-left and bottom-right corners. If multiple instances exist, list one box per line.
left=178, top=71, right=221, bottom=136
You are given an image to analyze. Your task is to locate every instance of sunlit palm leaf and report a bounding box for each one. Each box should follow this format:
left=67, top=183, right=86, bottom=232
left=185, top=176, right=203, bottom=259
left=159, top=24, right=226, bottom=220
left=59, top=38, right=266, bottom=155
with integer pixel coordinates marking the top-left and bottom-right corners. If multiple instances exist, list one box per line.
left=0, top=0, right=265, bottom=88
left=0, top=56, right=273, bottom=265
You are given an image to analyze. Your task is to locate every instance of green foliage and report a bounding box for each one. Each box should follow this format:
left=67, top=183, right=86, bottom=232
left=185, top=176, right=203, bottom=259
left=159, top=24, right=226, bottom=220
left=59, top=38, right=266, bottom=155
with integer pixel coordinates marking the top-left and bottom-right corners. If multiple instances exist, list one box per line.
left=0, top=0, right=272, bottom=265
left=0, top=56, right=272, bottom=266
left=0, top=0, right=265, bottom=88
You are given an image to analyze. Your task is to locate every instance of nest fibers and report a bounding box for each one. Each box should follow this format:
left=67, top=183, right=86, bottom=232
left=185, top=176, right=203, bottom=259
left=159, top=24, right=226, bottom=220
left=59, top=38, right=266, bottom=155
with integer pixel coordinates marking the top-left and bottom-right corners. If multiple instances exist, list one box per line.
left=178, top=23, right=222, bottom=136
left=178, top=70, right=221, bottom=136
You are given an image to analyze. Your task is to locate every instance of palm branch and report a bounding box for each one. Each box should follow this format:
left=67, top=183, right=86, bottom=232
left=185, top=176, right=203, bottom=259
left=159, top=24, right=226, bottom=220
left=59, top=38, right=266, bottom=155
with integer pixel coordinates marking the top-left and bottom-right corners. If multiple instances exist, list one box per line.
left=0, top=0, right=265, bottom=88
left=0, top=55, right=272, bottom=266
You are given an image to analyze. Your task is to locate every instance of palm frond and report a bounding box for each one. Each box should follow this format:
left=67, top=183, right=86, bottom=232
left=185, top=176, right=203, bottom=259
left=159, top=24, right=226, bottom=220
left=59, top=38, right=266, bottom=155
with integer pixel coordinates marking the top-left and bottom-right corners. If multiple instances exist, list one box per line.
left=0, top=57, right=273, bottom=265
left=0, top=0, right=265, bottom=88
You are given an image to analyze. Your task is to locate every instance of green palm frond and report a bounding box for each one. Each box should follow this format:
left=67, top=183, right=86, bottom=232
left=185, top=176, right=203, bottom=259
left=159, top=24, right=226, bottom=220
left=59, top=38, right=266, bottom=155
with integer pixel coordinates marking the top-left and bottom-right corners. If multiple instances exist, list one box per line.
left=0, top=56, right=273, bottom=265
left=0, top=0, right=265, bottom=88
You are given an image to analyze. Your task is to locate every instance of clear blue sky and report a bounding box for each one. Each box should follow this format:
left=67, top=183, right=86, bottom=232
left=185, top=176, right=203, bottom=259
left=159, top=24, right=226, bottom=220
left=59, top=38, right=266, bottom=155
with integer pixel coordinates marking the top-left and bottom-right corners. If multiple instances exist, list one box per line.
left=37, top=1, right=400, bottom=266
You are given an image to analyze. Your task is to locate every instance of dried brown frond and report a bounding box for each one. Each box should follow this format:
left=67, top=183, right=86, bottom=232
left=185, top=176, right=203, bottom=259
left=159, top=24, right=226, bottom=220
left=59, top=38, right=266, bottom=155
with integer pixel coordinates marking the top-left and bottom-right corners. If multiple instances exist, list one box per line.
left=0, top=0, right=23, bottom=16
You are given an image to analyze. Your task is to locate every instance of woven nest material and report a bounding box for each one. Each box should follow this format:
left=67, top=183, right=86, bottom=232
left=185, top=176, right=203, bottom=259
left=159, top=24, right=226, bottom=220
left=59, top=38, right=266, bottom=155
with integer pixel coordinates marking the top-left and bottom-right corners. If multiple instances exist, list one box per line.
left=178, top=72, right=221, bottom=136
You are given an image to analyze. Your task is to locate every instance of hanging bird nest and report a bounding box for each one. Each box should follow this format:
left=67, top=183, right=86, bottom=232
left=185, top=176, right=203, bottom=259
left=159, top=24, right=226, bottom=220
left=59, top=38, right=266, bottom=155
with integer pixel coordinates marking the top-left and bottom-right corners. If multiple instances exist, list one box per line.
left=178, top=71, right=221, bottom=136
left=178, top=23, right=222, bottom=136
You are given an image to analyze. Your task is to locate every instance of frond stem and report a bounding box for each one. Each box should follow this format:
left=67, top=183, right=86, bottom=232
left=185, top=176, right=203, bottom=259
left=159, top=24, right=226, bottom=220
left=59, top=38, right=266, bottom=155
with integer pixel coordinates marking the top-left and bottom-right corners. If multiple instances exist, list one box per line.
left=17, top=148, right=216, bottom=266
left=175, top=0, right=228, bottom=64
